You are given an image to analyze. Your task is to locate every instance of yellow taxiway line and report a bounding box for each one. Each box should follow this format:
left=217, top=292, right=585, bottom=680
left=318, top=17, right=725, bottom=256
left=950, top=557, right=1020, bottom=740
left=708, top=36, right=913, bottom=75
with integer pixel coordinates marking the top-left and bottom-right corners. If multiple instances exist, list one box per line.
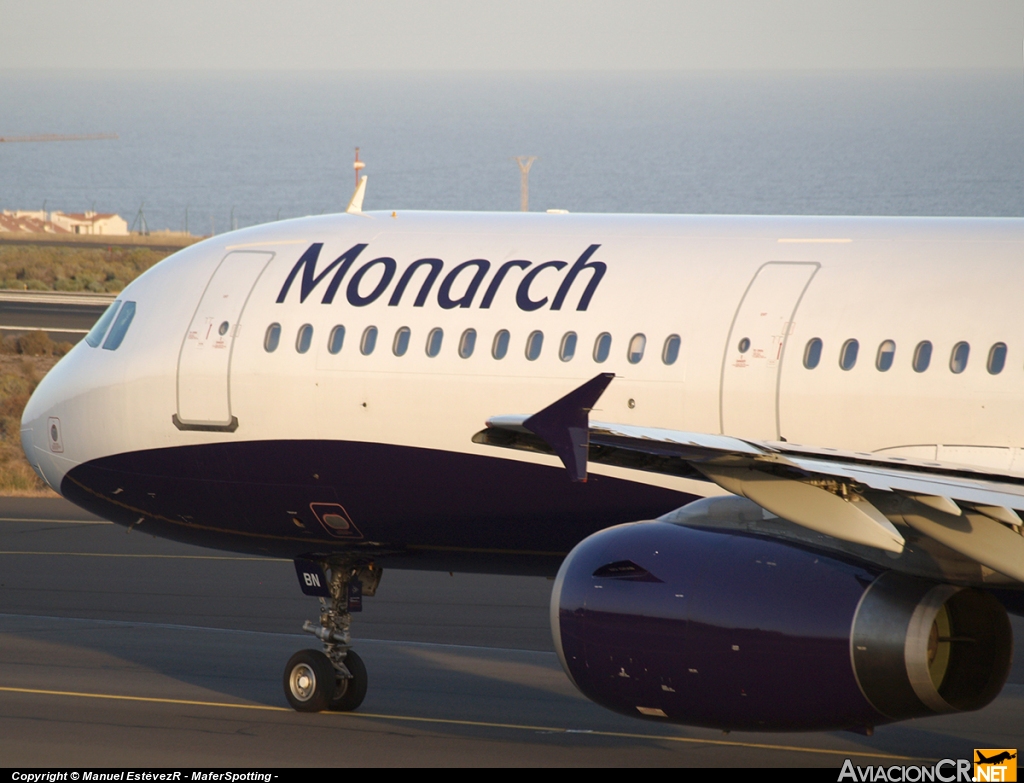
left=0, top=685, right=927, bottom=762
left=0, top=550, right=280, bottom=561
left=0, top=518, right=111, bottom=524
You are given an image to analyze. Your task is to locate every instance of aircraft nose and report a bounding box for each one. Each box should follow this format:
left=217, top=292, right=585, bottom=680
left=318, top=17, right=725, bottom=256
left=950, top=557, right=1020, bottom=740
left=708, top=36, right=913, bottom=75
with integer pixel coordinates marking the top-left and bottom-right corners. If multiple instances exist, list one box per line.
left=18, top=418, right=45, bottom=487
left=20, top=362, right=72, bottom=493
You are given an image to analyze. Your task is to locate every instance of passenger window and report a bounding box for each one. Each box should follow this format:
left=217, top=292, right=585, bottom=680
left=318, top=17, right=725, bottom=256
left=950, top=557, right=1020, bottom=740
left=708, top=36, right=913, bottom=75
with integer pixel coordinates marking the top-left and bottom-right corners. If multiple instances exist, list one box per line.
left=426, top=328, right=443, bottom=357
left=360, top=326, right=378, bottom=355
left=102, top=301, right=136, bottom=351
left=737, top=337, right=751, bottom=354
left=988, top=342, right=1007, bottom=375
left=393, top=326, right=410, bottom=356
left=296, top=324, right=313, bottom=354
left=264, top=323, right=281, bottom=353
left=839, top=339, right=858, bottom=371
left=627, top=334, right=646, bottom=364
left=662, top=334, right=681, bottom=365
left=492, top=330, right=510, bottom=360
left=85, top=301, right=122, bottom=348
left=328, top=325, right=345, bottom=355
left=559, top=332, right=577, bottom=362
left=912, top=341, right=932, bottom=372
left=458, top=328, right=476, bottom=358
left=803, top=338, right=822, bottom=369
left=593, top=332, right=612, bottom=363
left=525, top=330, right=544, bottom=361
left=876, top=340, right=895, bottom=372
left=950, top=342, right=970, bottom=374
left=218, top=321, right=229, bottom=336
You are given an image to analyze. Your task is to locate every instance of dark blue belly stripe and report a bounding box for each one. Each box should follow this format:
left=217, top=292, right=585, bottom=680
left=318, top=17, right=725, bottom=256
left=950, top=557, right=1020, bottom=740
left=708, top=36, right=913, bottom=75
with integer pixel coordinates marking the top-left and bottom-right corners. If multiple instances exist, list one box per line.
left=62, top=439, right=699, bottom=575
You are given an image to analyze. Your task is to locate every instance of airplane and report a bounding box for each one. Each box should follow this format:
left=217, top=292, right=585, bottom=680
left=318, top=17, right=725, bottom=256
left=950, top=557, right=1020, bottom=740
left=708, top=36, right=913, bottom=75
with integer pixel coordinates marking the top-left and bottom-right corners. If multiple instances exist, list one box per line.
left=18, top=195, right=1024, bottom=733
left=976, top=752, right=1017, bottom=765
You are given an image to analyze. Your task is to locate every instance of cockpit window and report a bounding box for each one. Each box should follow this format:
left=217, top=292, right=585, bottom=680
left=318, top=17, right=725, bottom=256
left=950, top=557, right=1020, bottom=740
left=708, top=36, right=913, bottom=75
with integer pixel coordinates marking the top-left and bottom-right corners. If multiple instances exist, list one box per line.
left=101, top=301, right=136, bottom=351
left=85, top=300, right=121, bottom=348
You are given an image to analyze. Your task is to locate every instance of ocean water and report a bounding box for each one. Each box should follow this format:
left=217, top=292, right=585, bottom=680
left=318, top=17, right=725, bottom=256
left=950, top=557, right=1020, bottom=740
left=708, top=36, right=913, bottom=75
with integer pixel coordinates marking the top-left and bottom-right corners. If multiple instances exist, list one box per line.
left=1, top=69, right=1023, bottom=233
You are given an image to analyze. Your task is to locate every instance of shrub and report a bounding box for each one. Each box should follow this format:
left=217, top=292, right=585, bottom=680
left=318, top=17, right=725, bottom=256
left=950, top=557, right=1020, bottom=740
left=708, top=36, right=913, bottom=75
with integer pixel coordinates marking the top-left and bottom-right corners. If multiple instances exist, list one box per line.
left=0, top=347, right=63, bottom=495
left=0, top=244, right=173, bottom=293
left=17, top=331, right=55, bottom=357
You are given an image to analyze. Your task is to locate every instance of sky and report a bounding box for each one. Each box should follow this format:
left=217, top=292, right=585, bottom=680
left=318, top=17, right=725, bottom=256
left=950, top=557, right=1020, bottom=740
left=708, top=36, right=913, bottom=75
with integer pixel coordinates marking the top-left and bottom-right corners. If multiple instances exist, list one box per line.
left=1, top=0, right=1021, bottom=71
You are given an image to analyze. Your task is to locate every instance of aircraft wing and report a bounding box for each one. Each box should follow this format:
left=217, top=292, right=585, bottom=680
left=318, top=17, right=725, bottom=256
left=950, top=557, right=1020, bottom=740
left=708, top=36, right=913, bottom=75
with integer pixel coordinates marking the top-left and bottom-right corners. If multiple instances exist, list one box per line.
left=473, top=373, right=1024, bottom=581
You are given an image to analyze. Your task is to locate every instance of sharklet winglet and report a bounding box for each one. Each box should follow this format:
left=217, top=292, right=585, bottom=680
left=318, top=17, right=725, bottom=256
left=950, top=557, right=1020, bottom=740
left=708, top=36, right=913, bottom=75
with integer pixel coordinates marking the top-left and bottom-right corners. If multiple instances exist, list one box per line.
left=522, top=373, right=615, bottom=482
left=346, top=175, right=367, bottom=214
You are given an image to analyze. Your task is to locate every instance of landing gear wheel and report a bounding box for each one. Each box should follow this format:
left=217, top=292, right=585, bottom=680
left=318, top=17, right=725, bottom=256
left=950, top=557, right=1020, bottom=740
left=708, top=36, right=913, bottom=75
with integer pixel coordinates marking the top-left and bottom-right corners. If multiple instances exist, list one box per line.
left=329, top=649, right=367, bottom=711
left=284, top=649, right=334, bottom=712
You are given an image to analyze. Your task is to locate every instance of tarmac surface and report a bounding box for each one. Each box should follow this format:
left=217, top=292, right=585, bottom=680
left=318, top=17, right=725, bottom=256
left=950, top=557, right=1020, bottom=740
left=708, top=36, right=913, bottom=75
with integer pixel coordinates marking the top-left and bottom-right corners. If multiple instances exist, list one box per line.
left=0, top=497, right=1021, bottom=767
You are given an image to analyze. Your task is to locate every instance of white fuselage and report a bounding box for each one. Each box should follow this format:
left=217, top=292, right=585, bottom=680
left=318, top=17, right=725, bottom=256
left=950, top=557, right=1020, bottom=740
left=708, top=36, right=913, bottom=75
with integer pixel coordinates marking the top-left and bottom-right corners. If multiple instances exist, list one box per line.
left=20, top=211, right=1024, bottom=558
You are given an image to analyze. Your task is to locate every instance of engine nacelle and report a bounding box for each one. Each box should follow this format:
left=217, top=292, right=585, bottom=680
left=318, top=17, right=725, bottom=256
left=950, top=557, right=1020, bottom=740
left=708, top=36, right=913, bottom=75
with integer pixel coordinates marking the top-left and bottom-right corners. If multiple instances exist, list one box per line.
left=551, top=517, right=1012, bottom=732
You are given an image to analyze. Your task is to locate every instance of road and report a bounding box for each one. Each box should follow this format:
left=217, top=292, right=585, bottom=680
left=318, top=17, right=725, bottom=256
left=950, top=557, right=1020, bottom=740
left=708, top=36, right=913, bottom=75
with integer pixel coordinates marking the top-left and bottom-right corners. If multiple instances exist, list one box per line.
left=0, top=291, right=112, bottom=343
left=0, top=235, right=196, bottom=253
left=0, top=497, right=1020, bottom=767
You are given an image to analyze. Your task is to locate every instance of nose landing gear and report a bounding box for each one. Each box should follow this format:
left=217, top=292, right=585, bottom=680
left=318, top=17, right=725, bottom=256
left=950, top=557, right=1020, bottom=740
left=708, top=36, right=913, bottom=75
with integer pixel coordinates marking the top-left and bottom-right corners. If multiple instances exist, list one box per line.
left=283, top=649, right=335, bottom=712
left=284, top=558, right=379, bottom=712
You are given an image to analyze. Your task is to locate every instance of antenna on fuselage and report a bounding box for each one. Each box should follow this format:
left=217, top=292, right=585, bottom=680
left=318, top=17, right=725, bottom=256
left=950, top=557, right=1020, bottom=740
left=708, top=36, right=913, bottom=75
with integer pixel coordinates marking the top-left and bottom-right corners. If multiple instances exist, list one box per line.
left=347, top=147, right=367, bottom=214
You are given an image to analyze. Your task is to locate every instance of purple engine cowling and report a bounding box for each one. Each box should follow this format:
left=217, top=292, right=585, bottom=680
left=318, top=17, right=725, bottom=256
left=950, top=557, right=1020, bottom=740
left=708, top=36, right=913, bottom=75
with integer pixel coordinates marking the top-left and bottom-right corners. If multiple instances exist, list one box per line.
left=551, top=519, right=1012, bottom=732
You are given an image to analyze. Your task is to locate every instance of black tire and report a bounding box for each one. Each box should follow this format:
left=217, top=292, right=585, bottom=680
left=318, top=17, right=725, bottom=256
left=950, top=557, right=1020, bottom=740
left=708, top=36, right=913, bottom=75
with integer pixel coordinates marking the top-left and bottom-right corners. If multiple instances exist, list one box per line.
left=329, top=649, right=368, bottom=712
left=283, top=649, right=334, bottom=712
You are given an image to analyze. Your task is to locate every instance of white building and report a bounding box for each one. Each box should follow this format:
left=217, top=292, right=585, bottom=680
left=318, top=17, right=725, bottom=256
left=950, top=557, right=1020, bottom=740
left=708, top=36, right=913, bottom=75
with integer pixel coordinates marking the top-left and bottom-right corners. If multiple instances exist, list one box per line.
left=0, top=210, right=129, bottom=236
left=0, top=210, right=67, bottom=234
left=50, top=211, right=128, bottom=236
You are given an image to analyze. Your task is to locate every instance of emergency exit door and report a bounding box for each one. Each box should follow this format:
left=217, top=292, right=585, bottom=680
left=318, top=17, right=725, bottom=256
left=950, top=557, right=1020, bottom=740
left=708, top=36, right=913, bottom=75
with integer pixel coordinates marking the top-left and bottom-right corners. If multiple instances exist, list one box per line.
left=719, top=262, right=818, bottom=440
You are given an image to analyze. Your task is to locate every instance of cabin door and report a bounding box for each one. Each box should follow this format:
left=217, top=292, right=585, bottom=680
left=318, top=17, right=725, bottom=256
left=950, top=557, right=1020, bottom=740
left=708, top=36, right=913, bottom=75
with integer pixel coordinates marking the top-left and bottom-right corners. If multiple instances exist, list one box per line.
left=175, top=250, right=274, bottom=431
left=720, top=262, right=818, bottom=440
